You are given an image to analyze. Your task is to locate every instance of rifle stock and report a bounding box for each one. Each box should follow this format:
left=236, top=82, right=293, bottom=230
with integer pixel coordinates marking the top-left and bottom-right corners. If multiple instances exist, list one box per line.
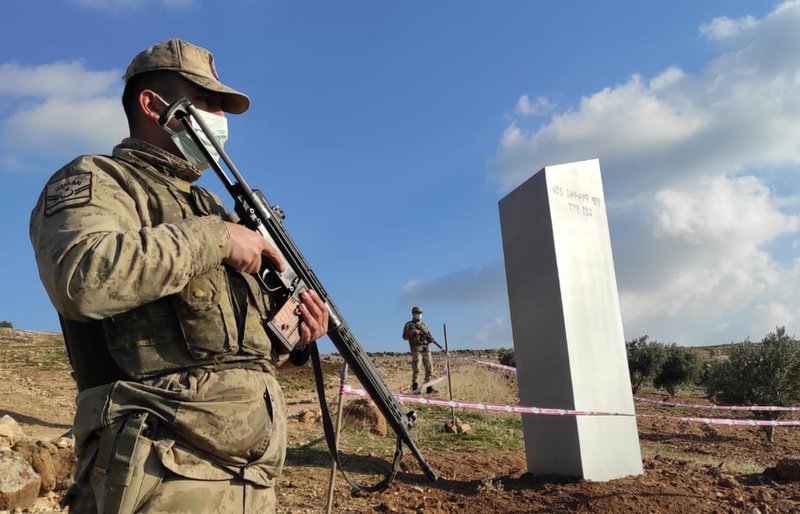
left=158, top=98, right=438, bottom=485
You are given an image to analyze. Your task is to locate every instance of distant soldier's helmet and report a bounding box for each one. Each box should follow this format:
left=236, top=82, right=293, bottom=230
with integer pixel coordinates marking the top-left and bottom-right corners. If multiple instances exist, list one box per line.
left=411, top=306, right=423, bottom=314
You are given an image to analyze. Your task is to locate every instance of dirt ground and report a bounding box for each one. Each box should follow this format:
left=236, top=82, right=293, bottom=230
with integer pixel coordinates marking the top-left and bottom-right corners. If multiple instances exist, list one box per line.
left=2, top=328, right=800, bottom=513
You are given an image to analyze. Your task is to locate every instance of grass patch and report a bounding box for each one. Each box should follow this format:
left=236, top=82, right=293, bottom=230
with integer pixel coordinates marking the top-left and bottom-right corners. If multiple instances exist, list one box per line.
left=641, top=445, right=764, bottom=475
left=325, top=403, right=524, bottom=459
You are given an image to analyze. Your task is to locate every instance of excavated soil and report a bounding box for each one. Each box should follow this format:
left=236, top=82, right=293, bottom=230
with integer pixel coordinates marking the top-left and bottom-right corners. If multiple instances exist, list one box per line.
left=1, top=328, right=800, bottom=513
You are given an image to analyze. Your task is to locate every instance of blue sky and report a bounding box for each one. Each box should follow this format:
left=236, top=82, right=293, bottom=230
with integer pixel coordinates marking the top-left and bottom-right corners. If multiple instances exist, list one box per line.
left=1, top=0, right=797, bottom=352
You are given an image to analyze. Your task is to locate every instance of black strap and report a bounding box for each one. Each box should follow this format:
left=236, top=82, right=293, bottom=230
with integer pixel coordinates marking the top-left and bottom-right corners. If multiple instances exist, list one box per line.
left=309, top=342, right=402, bottom=493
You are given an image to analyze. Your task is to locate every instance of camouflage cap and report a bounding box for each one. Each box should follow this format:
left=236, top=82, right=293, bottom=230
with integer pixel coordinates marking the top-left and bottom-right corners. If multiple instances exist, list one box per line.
left=124, top=39, right=250, bottom=114
left=412, top=306, right=423, bottom=314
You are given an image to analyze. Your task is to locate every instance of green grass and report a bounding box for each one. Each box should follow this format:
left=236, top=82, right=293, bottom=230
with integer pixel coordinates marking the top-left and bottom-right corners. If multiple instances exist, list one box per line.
left=315, top=404, right=524, bottom=460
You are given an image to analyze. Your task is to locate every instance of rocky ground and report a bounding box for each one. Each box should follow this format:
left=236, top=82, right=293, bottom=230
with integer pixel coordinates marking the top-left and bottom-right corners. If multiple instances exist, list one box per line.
left=2, top=327, right=800, bottom=513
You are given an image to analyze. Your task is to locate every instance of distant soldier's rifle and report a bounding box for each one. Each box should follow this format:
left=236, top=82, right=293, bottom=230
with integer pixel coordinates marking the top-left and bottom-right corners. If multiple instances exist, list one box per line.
left=158, top=98, right=438, bottom=491
left=418, top=331, right=443, bottom=350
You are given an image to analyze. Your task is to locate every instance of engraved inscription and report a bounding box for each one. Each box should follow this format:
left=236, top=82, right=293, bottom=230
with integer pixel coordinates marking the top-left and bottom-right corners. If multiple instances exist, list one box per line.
left=551, top=184, right=602, bottom=218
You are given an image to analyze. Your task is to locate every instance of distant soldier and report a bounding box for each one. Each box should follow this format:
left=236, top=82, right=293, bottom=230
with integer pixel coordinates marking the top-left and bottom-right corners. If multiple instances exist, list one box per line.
left=402, top=306, right=438, bottom=393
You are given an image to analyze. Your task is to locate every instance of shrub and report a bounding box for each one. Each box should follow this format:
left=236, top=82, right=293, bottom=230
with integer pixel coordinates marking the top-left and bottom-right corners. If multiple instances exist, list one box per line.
left=626, top=335, right=666, bottom=393
left=497, top=348, right=515, bottom=368
left=0, top=320, right=12, bottom=328
left=704, top=326, right=800, bottom=441
left=653, top=344, right=702, bottom=396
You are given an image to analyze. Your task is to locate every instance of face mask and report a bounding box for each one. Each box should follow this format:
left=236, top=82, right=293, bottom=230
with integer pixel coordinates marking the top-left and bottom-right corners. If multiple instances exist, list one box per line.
left=161, top=100, right=228, bottom=171
left=413, top=314, right=422, bottom=320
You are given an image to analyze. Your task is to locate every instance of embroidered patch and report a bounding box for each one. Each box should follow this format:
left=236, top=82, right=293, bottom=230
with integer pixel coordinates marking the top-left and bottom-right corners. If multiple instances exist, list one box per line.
left=44, top=173, right=93, bottom=216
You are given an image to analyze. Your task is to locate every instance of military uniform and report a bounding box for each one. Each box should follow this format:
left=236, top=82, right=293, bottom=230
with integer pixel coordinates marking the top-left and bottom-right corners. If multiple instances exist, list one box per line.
left=401, top=308, right=434, bottom=392
left=29, top=40, right=286, bottom=514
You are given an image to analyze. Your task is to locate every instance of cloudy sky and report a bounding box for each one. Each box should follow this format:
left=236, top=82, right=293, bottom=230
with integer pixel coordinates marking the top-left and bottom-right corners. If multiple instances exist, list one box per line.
left=0, top=0, right=796, bottom=351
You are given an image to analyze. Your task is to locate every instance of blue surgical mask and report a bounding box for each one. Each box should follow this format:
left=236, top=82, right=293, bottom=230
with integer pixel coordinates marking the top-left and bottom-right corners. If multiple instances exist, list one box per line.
left=162, top=104, right=228, bottom=172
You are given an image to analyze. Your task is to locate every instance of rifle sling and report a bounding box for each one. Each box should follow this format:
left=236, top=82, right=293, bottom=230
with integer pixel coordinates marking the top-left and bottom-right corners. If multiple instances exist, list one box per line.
left=310, top=342, right=402, bottom=493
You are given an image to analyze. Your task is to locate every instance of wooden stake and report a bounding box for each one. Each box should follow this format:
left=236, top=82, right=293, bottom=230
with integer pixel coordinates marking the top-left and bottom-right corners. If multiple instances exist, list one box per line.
left=444, top=323, right=456, bottom=426
left=325, top=362, right=348, bottom=514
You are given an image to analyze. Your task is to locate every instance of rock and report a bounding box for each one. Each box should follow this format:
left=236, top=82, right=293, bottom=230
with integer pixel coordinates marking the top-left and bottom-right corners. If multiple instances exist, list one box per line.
left=342, top=399, right=387, bottom=437
left=18, top=440, right=55, bottom=493
left=0, top=415, right=24, bottom=447
left=775, top=457, right=800, bottom=481
left=55, top=436, right=74, bottom=450
left=0, top=449, right=41, bottom=511
left=297, top=410, right=319, bottom=424
left=11, top=440, right=74, bottom=494
left=443, top=417, right=473, bottom=435
left=756, top=488, right=772, bottom=503
left=718, top=474, right=739, bottom=488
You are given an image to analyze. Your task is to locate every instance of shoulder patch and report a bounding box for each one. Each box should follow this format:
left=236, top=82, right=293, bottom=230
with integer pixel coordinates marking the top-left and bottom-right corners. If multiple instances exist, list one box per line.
left=44, top=173, right=93, bottom=216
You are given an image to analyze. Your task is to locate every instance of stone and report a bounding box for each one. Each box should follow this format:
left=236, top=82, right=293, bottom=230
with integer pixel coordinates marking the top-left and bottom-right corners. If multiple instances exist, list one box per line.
left=499, top=159, right=643, bottom=481
left=0, top=449, right=41, bottom=511
left=297, top=410, right=319, bottom=424
left=342, top=399, right=387, bottom=437
left=717, top=474, right=739, bottom=488
left=11, top=440, right=74, bottom=494
left=0, top=415, right=24, bottom=448
left=444, top=418, right=473, bottom=435
left=12, top=440, right=54, bottom=493
left=775, top=457, right=800, bottom=481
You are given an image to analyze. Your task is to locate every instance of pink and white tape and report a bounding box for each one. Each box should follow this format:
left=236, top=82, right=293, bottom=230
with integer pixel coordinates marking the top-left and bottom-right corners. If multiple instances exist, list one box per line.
left=470, top=358, right=800, bottom=414
left=634, top=397, right=800, bottom=412
left=340, top=384, right=800, bottom=427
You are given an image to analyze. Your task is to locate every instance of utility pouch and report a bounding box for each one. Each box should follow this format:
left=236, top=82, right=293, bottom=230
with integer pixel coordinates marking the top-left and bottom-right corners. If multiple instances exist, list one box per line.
left=93, top=413, right=163, bottom=514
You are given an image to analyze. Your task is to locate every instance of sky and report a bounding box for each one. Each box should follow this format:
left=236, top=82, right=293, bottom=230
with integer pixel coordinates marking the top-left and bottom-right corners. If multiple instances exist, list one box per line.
left=1, top=0, right=798, bottom=353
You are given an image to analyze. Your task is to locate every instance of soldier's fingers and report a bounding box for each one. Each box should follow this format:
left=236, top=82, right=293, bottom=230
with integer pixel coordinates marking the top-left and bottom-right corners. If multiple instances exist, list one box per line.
left=298, top=320, right=311, bottom=345
left=304, top=291, right=329, bottom=335
left=300, top=292, right=328, bottom=340
left=298, top=303, right=321, bottom=341
left=260, top=241, right=285, bottom=273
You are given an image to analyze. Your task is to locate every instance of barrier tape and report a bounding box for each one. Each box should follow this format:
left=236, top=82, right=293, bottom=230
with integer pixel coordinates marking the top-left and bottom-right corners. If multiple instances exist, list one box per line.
left=469, top=358, right=800, bottom=413
left=470, top=359, right=517, bottom=372
left=634, top=397, right=800, bottom=412
left=340, top=385, right=800, bottom=427
left=343, top=384, right=633, bottom=417
left=636, top=414, right=800, bottom=427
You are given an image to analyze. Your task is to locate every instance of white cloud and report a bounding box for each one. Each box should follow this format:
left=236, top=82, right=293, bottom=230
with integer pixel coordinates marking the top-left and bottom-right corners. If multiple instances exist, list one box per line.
left=515, top=94, right=553, bottom=116
left=653, top=176, right=798, bottom=246
left=0, top=61, right=119, bottom=99
left=492, top=0, right=800, bottom=346
left=0, top=61, right=126, bottom=172
left=475, top=315, right=511, bottom=346
left=699, top=15, right=759, bottom=42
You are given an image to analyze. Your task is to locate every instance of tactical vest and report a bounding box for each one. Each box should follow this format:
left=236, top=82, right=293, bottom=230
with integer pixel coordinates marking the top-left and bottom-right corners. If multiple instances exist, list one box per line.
left=62, top=156, right=273, bottom=390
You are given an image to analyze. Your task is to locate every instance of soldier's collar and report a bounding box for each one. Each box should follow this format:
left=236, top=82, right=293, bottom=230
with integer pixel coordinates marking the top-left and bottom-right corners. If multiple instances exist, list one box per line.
left=113, top=138, right=204, bottom=183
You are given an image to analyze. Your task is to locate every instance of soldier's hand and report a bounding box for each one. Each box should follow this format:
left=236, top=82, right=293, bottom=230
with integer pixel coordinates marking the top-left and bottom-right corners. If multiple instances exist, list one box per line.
left=298, top=290, right=329, bottom=346
left=223, top=222, right=285, bottom=275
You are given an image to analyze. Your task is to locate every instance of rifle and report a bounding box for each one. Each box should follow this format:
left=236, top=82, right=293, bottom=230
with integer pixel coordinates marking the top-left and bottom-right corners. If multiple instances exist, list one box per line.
left=158, top=98, right=438, bottom=491
left=420, top=331, right=443, bottom=350
left=408, top=323, right=443, bottom=350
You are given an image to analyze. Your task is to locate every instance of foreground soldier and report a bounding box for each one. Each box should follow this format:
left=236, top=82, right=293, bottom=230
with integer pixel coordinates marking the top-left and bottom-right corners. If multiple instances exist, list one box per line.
left=401, top=306, right=436, bottom=394
left=29, top=39, right=328, bottom=513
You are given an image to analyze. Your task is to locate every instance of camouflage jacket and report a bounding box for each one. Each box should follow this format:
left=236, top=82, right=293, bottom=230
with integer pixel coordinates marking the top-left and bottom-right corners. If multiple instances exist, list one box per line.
left=29, top=138, right=285, bottom=485
left=403, top=319, right=432, bottom=346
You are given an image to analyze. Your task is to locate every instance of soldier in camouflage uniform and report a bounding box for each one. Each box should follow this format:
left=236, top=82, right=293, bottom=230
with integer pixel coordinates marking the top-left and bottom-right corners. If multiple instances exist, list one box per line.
left=401, top=306, right=436, bottom=394
left=29, top=39, right=329, bottom=514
